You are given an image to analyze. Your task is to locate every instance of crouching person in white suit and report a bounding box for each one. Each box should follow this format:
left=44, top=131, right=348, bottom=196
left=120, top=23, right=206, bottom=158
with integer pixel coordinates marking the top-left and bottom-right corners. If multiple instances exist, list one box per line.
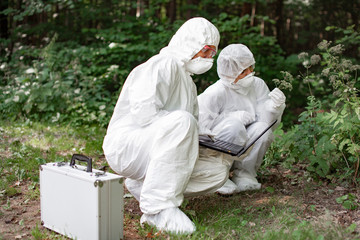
left=197, top=44, right=286, bottom=195
left=102, top=17, right=222, bottom=235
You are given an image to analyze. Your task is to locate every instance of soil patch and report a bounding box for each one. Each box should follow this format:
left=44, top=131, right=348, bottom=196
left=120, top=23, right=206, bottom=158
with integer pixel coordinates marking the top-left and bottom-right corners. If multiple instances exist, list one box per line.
left=1, top=166, right=359, bottom=239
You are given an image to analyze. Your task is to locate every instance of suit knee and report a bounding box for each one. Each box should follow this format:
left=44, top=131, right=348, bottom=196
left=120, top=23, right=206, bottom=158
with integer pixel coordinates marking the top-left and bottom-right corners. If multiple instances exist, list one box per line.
left=170, top=110, right=197, bottom=131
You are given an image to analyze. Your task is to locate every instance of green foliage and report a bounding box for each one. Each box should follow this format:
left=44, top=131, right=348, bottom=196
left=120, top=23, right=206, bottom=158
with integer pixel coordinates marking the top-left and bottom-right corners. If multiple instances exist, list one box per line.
left=0, top=14, right=182, bottom=126
left=266, top=28, right=360, bottom=184
left=1, top=12, right=291, bottom=127
left=326, top=25, right=360, bottom=60
left=0, top=40, right=120, bottom=126
left=336, top=193, right=359, bottom=210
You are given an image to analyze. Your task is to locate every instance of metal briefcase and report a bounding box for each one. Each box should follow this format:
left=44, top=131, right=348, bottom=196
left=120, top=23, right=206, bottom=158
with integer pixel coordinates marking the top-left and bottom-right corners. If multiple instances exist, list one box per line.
left=40, top=154, right=124, bottom=240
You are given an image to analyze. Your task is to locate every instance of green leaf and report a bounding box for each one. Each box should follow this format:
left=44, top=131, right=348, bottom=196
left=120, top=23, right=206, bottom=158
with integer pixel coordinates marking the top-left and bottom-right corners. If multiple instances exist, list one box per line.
left=42, top=88, right=52, bottom=97
left=346, top=223, right=357, bottom=233
left=336, top=195, right=348, bottom=203
left=265, top=186, right=275, bottom=193
left=342, top=201, right=352, bottom=210
left=24, top=103, right=33, bottom=113
left=38, top=103, right=48, bottom=111
left=339, top=139, right=351, bottom=151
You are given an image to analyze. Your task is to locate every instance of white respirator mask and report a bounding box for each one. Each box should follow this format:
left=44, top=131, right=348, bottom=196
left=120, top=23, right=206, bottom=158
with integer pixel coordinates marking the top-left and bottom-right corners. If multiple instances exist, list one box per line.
left=232, top=72, right=255, bottom=88
left=185, top=57, right=214, bottom=75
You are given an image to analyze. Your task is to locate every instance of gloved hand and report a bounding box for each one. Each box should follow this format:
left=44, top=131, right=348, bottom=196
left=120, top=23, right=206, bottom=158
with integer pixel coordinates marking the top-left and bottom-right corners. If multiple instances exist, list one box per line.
left=198, top=126, right=214, bottom=138
left=268, top=88, right=286, bottom=108
left=227, top=111, right=255, bottom=126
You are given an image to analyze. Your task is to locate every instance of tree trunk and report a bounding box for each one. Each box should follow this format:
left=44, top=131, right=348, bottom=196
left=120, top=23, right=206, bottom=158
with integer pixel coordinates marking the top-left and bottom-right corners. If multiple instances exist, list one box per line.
left=166, top=0, right=176, bottom=23
left=241, top=2, right=251, bottom=16
left=128, top=0, right=136, bottom=16
left=185, top=0, right=192, bottom=20
left=0, top=0, right=8, bottom=39
left=274, top=0, right=284, bottom=47
left=250, top=3, right=256, bottom=27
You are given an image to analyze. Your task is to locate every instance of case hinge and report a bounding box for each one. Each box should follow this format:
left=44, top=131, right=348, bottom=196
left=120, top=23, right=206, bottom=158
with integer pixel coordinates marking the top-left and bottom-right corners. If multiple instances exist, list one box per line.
left=94, top=180, right=104, bottom=188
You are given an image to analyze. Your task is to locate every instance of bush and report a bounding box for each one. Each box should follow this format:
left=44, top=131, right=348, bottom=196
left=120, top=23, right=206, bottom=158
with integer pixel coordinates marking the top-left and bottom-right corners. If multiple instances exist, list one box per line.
left=1, top=14, right=293, bottom=128
left=266, top=28, right=360, bottom=184
left=0, top=17, right=176, bottom=126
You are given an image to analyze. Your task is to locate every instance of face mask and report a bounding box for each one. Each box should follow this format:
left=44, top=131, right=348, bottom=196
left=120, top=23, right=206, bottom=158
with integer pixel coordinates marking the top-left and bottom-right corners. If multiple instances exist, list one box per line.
left=231, top=72, right=255, bottom=88
left=185, top=57, right=213, bottom=75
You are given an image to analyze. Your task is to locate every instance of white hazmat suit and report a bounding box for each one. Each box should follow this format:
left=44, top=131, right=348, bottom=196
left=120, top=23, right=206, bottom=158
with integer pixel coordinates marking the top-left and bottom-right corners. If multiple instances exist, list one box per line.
left=102, top=17, right=220, bottom=234
left=198, top=44, right=286, bottom=195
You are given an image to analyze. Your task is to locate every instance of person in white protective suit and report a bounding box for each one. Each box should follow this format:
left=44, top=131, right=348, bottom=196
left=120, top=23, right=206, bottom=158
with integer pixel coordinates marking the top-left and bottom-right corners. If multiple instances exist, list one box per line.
left=102, top=17, right=220, bottom=234
left=197, top=44, right=286, bottom=195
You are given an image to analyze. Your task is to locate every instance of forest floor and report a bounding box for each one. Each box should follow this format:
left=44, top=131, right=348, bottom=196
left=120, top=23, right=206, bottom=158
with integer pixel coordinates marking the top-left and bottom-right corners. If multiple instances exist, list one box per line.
left=0, top=121, right=359, bottom=239
left=1, top=163, right=359, bottom=239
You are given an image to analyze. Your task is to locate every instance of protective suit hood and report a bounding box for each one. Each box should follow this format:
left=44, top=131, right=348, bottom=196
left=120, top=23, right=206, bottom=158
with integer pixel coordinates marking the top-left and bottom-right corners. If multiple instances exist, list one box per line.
left=160, top=17, right=220, bottom=64
left=217, top=44, right=255, bottom=83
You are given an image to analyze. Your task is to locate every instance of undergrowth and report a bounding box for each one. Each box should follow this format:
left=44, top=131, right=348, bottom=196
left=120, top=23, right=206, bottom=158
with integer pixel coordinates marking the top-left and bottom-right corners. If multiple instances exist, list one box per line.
left=265, top=28, right=360, bottom=185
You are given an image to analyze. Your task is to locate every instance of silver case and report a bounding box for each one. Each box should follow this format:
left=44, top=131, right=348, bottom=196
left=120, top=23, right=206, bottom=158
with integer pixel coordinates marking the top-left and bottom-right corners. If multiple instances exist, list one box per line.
left=40, top=162, right=124, bottom=240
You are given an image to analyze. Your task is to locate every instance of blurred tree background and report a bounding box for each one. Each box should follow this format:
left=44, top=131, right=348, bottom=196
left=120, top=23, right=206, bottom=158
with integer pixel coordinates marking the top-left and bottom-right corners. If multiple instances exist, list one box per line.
left=1, top=0, right=358, bottom=127
left=1, top=1, right=359, bottom=182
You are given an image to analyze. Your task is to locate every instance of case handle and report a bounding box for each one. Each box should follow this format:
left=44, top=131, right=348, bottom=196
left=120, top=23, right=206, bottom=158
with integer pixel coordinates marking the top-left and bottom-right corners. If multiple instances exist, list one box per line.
left=70, top=154, right=92, bottom=172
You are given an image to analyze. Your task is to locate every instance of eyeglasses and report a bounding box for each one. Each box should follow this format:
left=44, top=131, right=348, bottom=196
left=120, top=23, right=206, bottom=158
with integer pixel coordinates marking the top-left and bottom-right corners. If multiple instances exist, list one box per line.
left=201, top=45, right=217, bottom=58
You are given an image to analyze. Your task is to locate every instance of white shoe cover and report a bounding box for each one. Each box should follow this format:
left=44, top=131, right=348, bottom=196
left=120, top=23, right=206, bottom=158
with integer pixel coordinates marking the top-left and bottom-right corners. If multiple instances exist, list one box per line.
left=140, top=207, right=196, bottom=234
left=232, top=176, right=261, bottom=192
left=124, top=178, right=143, bottom=201
left=216, top=179, right=238, bottom=195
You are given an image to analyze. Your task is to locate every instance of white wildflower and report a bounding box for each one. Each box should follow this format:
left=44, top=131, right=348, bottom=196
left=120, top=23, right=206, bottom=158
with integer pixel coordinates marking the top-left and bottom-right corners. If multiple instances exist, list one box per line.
left=302, top=60, right=310, bottom=68
left=25, top=68, right=36, bottom=74
left=74, top=88, right=81, bottom=94
left=317, top=40, right=331, bottom=50
left=109, top=42, right=117, bottom=49
left=329, top=44, right=344, bottom=55
left=108, top=65, right=119, bottom=71
left=310, top=54, right=321, bottom=65
left=0, top=63, right=6, bottom=70
left=321, top=68, right=330, bottom=77
left=51, top=112, right=60, bottom=122
left=99, top=105, right=106, bottom=110
left=298, top=52, right=308, bottom=60
left=13, top=95, right=20, bottom=102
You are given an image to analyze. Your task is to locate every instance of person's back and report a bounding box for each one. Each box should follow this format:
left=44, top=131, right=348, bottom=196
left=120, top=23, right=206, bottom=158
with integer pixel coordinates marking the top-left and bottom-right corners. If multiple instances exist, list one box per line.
left=102, top=17, right=220, bottom=234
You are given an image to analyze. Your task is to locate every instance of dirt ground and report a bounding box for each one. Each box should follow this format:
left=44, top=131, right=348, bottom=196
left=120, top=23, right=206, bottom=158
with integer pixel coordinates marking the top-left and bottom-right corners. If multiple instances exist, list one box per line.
left=1, top=166, right=359, bottom=240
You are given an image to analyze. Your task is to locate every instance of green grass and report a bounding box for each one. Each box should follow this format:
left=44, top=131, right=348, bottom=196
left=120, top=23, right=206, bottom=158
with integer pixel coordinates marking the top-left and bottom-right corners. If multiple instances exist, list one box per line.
left=0, top=120, right=106, bottom=197
left=141, top=195, right=358, bottom=240
left=1, top=120, right=359, bottom=240
left=136, top=191, right=359, bottom=239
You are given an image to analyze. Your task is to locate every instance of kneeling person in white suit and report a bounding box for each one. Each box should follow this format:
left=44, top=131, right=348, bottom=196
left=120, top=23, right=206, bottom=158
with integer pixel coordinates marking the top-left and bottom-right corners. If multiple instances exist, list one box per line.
left=197, top=44, right=286, bottom=195
left=102, top=17, right=221, bottom=234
